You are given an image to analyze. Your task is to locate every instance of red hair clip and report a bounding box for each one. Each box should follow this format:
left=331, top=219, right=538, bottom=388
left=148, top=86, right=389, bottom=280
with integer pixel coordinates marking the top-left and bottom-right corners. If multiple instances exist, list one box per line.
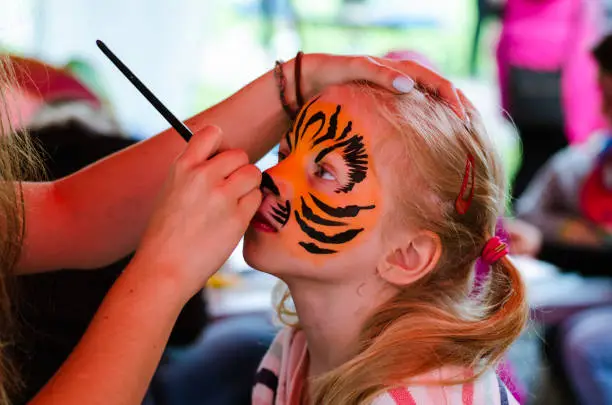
left=481, top=236, right=509, bottom=265
left=455, top=154, right=475, bottom=215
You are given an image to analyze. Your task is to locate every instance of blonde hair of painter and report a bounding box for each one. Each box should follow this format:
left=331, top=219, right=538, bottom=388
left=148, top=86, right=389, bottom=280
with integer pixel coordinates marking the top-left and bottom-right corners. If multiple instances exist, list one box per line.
left=0, top=54, right=43, bottom=404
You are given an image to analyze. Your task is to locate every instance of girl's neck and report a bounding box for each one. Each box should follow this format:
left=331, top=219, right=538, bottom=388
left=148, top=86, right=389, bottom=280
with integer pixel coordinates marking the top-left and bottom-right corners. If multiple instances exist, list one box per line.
left=286, top=276, right=396, bottom=377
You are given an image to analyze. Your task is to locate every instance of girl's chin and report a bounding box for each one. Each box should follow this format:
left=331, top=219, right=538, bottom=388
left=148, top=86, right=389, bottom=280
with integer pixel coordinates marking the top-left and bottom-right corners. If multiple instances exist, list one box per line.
left=242, top=246, right=295, bottom=278
left=242, top=240, right=275, bottom=271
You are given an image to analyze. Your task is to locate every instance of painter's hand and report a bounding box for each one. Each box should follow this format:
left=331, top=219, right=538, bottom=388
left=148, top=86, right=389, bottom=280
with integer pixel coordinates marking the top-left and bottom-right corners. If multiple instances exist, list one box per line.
left=133, top=126, right=261, bottom=298
left=300, top=54, right=466, bottom=120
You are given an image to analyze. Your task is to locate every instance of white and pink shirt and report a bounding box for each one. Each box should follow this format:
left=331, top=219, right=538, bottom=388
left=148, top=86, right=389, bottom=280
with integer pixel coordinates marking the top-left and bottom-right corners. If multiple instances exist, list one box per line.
left=253, top=327, right=518, bottom=405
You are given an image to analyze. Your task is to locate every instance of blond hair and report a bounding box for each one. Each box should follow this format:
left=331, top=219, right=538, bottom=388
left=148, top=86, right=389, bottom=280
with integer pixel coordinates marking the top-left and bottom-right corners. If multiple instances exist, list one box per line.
left=0, top=54, right=43, bottom=404
left=276, top=83, right=528, bottom=404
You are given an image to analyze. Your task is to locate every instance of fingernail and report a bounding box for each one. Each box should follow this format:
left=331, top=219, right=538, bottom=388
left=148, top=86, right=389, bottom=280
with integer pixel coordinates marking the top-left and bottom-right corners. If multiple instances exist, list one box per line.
left=393, top=76, right=415, bottom=93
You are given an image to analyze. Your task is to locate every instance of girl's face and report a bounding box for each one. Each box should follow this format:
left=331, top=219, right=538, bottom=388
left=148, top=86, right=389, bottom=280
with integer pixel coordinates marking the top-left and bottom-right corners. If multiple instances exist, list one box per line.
left=243, top=87, right=392, bottom=281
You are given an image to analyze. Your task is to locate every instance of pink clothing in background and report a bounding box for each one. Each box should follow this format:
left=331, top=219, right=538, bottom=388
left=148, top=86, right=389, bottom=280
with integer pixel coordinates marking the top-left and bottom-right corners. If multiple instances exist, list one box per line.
left=496, top=0, right=607, bottom=144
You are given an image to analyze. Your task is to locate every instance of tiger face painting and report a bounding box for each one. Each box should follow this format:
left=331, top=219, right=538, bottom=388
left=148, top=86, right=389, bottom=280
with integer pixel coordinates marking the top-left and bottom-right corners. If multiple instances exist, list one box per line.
left=244, top=90, right=385, bottom=276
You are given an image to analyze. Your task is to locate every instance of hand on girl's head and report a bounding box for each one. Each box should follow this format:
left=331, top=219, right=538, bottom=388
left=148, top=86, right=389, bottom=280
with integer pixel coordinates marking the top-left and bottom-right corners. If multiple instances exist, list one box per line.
left=374, top=56, right=469, bottom=121
left=308, top=53, right=467, bottom=122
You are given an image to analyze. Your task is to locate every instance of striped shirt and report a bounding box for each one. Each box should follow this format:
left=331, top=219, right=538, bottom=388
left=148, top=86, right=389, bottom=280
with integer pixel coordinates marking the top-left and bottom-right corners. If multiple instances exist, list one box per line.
left=253, top=327, right=519, bottom=405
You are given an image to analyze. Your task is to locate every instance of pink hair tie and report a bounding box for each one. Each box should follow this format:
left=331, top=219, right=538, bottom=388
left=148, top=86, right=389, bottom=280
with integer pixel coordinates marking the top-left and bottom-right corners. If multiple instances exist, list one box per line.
left=481, top=236, right=509, bottom=265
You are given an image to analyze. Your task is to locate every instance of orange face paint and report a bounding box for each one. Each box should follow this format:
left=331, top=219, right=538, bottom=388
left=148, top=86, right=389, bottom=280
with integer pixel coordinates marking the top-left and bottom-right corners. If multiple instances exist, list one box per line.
left=258, top=97, right=381, bottom=260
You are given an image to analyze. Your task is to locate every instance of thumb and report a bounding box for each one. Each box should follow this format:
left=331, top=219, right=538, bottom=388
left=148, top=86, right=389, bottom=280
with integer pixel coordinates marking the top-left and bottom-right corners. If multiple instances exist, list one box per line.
left=238, top=188, right=263, bottom=223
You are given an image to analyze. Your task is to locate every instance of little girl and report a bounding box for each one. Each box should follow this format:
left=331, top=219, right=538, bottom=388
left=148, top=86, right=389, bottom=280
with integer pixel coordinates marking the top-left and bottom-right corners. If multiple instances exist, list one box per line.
left=245, top=81, right=527, bottom=404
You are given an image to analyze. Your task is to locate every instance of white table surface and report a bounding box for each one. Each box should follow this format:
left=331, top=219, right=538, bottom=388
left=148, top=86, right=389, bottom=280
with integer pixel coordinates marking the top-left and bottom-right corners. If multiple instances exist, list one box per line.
left=206, top=270, right=278, bottom=318
left=207, top=257, right=612, bottom=325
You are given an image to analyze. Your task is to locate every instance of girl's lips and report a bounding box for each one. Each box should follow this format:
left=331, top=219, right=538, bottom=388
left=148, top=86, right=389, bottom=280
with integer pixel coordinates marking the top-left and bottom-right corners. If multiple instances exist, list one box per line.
left=250, top=211, right=278, bottom=233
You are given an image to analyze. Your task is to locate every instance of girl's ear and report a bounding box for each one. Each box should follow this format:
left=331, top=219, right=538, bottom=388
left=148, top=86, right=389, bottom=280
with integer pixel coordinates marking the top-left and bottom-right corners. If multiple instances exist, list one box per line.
left=377, top=231, right=441, bottom=286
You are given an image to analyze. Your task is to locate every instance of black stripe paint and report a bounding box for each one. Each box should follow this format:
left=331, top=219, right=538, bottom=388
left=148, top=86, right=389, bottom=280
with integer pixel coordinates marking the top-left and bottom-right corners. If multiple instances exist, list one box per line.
left=272, top=206, right=286, bottom=217
left=310, top=194, right=375, bottom=218
left=260, top=172, right=280, bottom=196
left=295, top=211, right=363, bottom=244
left=339, top=134, right=369, bottom=193
left=302, top=112, right=326, bottom=143
left=312, top=104, right=341, bottom=147
left=294, top=96, right=320, bottom=147
left=271, top=213, right=285, bottom=224
left=284, top=130, right=292, bottom=152
left=270, top=201, right=290, bottom=226
left=301, top=197, right=346, bottom=226
left=314, top=134, right=368, bottom=193
left=337, top=120, right=352, bottom=141
left=299, top=242, right=337, bottom=254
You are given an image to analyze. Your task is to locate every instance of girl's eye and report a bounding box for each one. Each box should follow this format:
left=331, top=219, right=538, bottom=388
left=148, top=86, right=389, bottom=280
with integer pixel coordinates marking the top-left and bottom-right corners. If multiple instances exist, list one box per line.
left=277, top=151, right=288, bottom=162
left=315, top=164, right=336, bottom=181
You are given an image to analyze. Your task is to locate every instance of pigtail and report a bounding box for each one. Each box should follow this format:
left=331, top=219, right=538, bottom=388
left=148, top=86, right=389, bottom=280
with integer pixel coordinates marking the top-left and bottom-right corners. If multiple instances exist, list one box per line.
left=477, top=255, right=528, bottom=363
left=309, top=255, right=528, bottom=405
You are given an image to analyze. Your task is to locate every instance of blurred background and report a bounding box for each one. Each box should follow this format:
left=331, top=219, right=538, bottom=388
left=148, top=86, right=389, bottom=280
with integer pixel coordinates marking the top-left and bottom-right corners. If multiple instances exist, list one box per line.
left=3, top=1, right=612, bottom=405
left=0, top=0, right=492, bottom=133
left=1, top=0, right=527, bottom=271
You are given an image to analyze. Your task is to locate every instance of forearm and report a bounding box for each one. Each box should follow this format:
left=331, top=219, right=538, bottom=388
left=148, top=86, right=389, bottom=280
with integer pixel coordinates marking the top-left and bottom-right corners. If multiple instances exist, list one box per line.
left=18, top=61, right=295, bottom=273
left=186, top=58, right=296, bottom=161
left=29, top=260, right=187, bottom=405
left=18, top=132, right=181, bottom=272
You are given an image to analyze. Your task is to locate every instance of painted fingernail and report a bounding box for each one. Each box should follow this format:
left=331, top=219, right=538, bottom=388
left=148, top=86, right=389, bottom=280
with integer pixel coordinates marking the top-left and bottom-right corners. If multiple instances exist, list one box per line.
left=392, top=76, right=415, bottom=93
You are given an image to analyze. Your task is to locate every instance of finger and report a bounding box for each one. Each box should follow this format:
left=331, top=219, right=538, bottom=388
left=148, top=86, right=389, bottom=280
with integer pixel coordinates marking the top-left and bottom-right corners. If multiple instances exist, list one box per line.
left=435, top=83, right=465, bottom=121
left=344, top=56, right=415, bottom=94
left=223, top=164, right=262, bottom=199
left=203, top=149, right=250, bottom=180
left=237, top=188, right=263, bottom=223
left=456, top=89, right=475, bottom=111
left=179, top=125, right=223, bottom=167
left=402, top=65, right=465, bottom=120
left=372, top=57, right=467, bottom=120
left=456, top=89, right=473, bottom=123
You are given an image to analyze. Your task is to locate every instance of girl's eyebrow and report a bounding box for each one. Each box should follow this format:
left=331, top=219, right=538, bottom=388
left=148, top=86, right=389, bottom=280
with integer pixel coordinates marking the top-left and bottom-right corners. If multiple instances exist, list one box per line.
left=314, top=135, right=366, bottom=165
left=313, top=135, right=369, bottom=194
left=315, top=139, right=351, bottom=163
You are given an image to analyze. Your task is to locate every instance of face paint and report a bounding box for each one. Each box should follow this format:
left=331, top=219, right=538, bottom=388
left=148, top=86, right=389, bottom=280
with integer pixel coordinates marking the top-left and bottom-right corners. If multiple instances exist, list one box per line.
left=255, top=97, right=381, bottom=261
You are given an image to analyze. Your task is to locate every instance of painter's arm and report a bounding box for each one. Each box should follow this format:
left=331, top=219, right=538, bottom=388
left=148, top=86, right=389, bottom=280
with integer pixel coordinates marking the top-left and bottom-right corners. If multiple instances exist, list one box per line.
left=16, top=55, right=455, bottom=274
left=14, top=57, right=287, bottom=273
left=29, top=127, right=260, bottom=405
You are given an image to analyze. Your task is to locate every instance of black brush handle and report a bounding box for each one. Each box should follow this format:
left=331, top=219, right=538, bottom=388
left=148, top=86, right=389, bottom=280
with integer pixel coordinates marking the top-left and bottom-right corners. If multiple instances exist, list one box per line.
left=96, top=40, right=193, bottom=142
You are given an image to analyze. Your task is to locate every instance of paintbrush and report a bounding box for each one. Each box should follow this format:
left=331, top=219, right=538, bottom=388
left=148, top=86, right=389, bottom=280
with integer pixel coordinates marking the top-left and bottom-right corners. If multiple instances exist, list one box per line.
left=96, top=39, right=193, bottom=142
